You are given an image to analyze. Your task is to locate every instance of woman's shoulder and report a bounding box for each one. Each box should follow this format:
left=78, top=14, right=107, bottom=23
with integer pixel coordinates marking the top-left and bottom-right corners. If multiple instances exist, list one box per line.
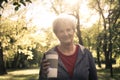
left=77, top=44, right=91, bottom=55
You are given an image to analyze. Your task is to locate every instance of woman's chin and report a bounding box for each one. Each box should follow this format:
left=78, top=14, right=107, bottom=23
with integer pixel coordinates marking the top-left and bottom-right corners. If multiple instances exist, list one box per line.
left=62, top=41, right=73, bottom=45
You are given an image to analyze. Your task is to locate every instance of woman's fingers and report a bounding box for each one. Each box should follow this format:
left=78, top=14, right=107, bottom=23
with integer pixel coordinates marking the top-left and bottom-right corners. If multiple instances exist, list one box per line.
left=42, top=59, right=50, bottom=74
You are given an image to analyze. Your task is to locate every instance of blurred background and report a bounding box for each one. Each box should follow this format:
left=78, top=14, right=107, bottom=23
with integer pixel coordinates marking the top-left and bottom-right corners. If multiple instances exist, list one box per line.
left=0, top=0, right=120, bottom=80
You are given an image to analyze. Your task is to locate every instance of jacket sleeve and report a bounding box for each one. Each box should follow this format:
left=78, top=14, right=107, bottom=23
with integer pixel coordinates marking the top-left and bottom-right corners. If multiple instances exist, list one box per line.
left=86, top=49, right=98, bottom=80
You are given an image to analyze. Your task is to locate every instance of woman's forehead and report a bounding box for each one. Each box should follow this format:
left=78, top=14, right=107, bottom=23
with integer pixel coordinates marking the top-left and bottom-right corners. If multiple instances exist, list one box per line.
left=54, top=21, right=73, bottom=31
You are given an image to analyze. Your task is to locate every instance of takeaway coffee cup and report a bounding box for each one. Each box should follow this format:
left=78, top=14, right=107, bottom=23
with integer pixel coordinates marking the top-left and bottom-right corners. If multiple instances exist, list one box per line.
left=46, top=51, right=58, bottom=78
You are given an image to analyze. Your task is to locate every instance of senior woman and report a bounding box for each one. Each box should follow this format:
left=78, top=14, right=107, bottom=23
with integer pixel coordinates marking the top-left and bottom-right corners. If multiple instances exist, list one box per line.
left=39, top=14, right=98, bottom=80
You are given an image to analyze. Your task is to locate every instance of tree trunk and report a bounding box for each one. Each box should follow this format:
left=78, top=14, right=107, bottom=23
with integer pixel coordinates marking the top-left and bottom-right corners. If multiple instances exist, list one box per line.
left=12, top=52, right=20, bottom=68
left=97, top=47, right=101, bottom=67
left=103, top=33, right=110, bottom=69
left=0, top=42, right=7, bottom=75
left=76, top=2, right=83, bottom=45
left=109, top=45, right=113, bottom=77
left=76, top=21, right=83, bottom=45
left=108, top=13, right=113, bottom=77
left=96, top=0, right=110, bottom=69
left=105, top=51, right=110, bottom=69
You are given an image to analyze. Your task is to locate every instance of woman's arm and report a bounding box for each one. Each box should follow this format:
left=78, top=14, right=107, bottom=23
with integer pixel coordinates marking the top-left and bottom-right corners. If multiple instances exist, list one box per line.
left=86, top=49, right=98, bottom=80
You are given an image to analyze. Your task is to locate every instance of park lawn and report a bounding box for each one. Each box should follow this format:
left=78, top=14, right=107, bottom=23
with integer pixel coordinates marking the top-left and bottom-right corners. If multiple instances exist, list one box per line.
left=0, top=66, right=120, bottom=80
left=97, top=68, right=120, bottom=80
left=0, top=68, right=39, bottom=80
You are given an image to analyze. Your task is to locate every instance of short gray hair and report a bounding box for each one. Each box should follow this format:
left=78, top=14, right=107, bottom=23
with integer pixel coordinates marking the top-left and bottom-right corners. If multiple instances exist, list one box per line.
left=52, top=14, right=77, bottom=33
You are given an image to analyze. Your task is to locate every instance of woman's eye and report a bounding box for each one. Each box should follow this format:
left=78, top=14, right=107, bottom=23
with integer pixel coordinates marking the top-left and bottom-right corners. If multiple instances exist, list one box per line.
left=67, top=29, right=71, bottom=32
left=58, top=30, right=63, bottom=33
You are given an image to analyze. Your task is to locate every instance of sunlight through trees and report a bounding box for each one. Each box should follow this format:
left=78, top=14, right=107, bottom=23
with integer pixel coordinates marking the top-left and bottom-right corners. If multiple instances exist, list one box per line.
left=0, top=0, right=120, bottom=79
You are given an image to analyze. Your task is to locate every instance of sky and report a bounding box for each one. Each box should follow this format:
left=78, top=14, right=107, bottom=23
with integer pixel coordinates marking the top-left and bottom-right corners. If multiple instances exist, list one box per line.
left=25, top=0, right=56, bottom=28
left=25, top=0, right=99, bottom=28
left=1, top=0, right=99, bottom=29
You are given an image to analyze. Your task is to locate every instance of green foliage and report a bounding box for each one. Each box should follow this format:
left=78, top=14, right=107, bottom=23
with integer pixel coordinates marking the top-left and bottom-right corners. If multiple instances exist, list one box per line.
left=81, top=25, right=102, bottom=50
left=0, top=17, right=36, bottom=68
left=88, top=0, right=120, bottom=69
left=0, top=0, right=32, bottom=11
left=0, top=0, right=8, bottom=9
left=0, top=13, right=60, bottom=68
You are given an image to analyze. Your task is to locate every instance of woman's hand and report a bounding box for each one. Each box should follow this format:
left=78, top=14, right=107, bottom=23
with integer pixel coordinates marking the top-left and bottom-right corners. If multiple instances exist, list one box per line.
left=41, top=59, right=50, bottom=77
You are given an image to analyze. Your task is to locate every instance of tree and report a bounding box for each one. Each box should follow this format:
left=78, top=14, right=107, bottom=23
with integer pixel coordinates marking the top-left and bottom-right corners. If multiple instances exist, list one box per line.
left=0, top=42, right=7, bottom=75
left=0, top=0, right=61, bottom=69
left=88, top=0, right=120, bottom=77
left=0, top=0, right=32, bottom=10
left=0, top=10, right=38, bottom=68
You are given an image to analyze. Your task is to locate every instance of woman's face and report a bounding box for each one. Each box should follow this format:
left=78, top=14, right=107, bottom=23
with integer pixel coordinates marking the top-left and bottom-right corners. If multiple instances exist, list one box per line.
left=55, top=24, right=75, bottom=45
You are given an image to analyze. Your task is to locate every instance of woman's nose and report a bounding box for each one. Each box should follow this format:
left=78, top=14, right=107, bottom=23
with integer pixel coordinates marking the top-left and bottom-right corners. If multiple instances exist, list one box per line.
left=64, top=31, right=68, bottom=36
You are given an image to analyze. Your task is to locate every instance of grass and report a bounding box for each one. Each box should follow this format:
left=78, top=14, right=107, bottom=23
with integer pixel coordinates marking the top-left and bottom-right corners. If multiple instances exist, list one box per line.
left=96, top=64, right=120, bottom=80
left=97, top=68, right=120, bottom=80
left=0, top=65, right=120, bottom=80
left=0, top=68, right=39, bottom=80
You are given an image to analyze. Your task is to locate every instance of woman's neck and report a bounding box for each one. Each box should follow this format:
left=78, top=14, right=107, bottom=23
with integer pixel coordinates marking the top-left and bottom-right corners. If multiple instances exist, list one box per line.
left=58, top=43, right=76, bottom=56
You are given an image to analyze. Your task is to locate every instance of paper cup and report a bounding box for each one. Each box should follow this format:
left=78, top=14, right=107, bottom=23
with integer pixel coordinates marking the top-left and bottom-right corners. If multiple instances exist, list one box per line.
left=46, top=51, right=58, bottom=78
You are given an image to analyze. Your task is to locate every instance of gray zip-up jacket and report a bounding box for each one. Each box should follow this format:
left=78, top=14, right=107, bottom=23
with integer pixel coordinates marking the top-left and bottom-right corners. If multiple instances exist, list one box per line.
left=39, top=45, right=98, bottom=80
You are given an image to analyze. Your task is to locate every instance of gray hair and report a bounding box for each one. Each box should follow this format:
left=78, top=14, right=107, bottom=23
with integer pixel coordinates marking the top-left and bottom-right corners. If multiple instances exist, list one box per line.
left=52, top=14, right=77, bottom=33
